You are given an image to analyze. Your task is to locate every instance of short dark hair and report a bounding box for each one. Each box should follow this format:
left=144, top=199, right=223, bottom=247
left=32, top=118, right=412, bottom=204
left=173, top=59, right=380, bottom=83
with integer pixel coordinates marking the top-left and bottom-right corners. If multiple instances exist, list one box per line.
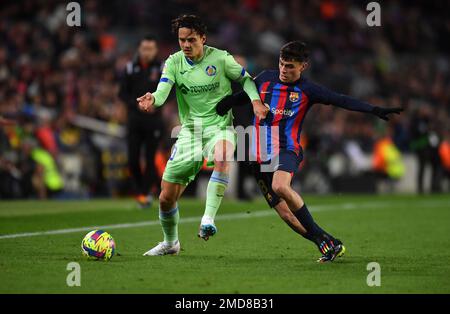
left=280, top=41, right=309, bottom=63
left=140, top=35, right=157, bottom=43
left=171, top=14, right=207, bottom=36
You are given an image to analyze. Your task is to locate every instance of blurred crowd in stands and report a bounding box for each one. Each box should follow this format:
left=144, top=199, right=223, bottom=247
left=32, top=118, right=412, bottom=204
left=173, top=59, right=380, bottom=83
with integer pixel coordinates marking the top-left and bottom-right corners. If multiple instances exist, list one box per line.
left=1, top=0, right=449, bottom=199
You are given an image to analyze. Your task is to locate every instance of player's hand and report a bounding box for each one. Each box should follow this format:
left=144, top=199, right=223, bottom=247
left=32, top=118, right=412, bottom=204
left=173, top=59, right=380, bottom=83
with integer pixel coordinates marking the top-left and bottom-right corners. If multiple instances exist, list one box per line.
left=137, top=92, right=155, bottom=113
left=216, top=95, right=234, bottom=116
left=372, top=106, right=404, bottom=121
left=252, top=99, right=269, bottom=120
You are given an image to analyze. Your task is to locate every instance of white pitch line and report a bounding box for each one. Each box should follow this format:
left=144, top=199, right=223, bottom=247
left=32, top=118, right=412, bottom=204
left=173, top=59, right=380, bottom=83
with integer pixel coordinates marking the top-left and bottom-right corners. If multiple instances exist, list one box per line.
left=0, top=203, right=371, bottom=240
left=0, top=199, right=447, bottom=240
left=0, top=210, right=276, bottom=240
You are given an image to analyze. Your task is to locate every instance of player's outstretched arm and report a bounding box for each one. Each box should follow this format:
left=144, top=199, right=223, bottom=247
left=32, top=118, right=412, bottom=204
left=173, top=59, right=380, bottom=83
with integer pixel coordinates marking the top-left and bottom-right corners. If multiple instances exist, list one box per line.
left=371, top=106, right=403, bottom=121
left=307, top=81, right=403, bottom=121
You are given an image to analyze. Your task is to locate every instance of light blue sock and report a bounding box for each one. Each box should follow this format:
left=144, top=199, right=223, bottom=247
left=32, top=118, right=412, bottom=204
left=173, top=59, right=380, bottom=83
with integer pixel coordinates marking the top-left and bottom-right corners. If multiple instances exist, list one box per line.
left=203, top=171, right=229, bottom=222
left=159, top=205, right=179, bottom=245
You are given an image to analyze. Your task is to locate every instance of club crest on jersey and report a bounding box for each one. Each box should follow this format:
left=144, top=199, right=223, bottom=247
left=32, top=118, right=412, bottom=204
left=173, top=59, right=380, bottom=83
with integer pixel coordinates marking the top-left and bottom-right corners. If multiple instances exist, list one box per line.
left=205, top=65, right=217, bottom=76
left=289, top=92, right=299, bottom=102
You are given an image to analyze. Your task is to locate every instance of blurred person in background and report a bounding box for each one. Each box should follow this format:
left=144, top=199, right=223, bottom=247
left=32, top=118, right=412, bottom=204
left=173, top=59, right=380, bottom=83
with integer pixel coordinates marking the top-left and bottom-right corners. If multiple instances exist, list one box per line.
left=0, top=113, right=63, bottom=199
left=119, top=35, right=164, bottom=208
left=438, top=128, right=450, bottom=192
left=372, top=125, right=405, bottom=191
left=409, top=105, right=441, bottom=194
left=0, top=0, right=448, bottom=200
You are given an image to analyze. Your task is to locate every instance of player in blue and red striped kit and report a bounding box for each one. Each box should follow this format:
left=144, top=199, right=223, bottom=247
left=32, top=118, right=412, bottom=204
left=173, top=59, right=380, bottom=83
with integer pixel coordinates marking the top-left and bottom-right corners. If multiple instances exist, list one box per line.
left=216, top=41, right=402, bottom=262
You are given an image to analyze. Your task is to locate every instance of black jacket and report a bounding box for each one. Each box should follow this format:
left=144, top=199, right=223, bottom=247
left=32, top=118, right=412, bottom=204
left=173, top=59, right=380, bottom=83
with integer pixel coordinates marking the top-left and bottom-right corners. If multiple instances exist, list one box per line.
left=119, top=56, right=162, bottom=121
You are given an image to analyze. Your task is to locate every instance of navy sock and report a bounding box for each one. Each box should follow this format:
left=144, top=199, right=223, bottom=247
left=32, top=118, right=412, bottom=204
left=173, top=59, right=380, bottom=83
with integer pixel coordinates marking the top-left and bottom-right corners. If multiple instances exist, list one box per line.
left=293, top=204, right=335, bottom=246
left=314, top=223, right=336, bottom=242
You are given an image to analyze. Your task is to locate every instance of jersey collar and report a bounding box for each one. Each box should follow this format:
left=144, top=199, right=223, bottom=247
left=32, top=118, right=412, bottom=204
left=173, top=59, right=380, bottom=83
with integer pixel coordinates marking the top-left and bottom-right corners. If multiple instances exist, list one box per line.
left=185, top=56, right=194, bottom=66
left=277, top=72, right=304, bottom=86
left=184, top=46, right=208, bottom=66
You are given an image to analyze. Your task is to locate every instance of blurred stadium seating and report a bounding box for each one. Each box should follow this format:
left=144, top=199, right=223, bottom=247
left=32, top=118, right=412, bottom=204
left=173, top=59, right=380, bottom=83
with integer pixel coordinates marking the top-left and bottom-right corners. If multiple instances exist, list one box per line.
left=0, top=0, right=449, bottom=199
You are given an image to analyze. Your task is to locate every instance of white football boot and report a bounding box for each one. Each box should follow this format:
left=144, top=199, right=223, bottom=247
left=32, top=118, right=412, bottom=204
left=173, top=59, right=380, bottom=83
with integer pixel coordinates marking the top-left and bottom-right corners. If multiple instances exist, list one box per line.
left=143, top=240, right=180, bottom=256
left=198, top=217, right=217, bottom=241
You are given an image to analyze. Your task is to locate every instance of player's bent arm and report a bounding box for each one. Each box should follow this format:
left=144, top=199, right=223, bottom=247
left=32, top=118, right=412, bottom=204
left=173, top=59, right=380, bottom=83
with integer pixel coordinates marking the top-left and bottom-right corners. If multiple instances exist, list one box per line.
left=240, top=75, right=261, bottom=102
left=215, top=70, right=268, bottom=116
left=223, top=52, right=260, bottom=102
left=152, top=78, right=174, bottom=107
left=222, top=53, right=267, bottom=118
left=238, top=76, right=268, bottom=119
left=216, top=91, right=249, bottom=116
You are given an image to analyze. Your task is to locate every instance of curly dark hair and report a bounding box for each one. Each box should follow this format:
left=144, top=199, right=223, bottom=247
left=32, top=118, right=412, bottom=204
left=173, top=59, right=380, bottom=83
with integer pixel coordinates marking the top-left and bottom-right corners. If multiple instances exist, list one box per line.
left=171, top=14, right=207, bottom=36
left=280, top=41, right=310, bottom=63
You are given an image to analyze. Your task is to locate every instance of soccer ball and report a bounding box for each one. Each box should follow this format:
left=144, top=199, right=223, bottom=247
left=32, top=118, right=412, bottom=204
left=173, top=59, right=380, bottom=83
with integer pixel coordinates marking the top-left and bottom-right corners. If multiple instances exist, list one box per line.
left=81, top=230, right=116, bottom=261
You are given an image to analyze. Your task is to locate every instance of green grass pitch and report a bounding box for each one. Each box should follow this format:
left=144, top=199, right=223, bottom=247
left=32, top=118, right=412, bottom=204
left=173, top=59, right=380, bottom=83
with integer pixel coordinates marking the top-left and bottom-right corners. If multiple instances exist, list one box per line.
left=0, top=195, right=449, bottom=293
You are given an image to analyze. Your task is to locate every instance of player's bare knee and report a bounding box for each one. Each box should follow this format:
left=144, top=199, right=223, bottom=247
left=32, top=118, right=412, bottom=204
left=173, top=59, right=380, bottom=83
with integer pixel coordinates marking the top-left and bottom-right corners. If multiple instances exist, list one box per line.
left=159, top=192, right=176, bottom=210
left=214, top=152, right=233, bottom=164
left=214, top=140, right=234, bottom=163
left=213, top=160, right=229, bottom=172
left=272, top=182, right=289, bottom=198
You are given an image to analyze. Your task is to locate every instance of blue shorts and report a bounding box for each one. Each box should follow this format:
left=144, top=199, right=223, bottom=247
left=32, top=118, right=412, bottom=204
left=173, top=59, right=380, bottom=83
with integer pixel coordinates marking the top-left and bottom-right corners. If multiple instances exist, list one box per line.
left=260, top=149, right=303, bottom=174
left=252, top=149, right=303, bottom=208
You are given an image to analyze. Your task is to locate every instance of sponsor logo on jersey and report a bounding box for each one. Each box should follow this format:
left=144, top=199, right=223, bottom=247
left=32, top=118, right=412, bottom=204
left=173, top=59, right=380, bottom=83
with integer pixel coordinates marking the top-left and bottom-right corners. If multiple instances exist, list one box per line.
left=178, top=83, right=190, bottom=94
left=177, top=82, right=220, bottom=95
left=205, top=65, right=217, bottom=76
left=289, top=92, right=299, bottom=102
left=271, top=107, right=295, bottom=117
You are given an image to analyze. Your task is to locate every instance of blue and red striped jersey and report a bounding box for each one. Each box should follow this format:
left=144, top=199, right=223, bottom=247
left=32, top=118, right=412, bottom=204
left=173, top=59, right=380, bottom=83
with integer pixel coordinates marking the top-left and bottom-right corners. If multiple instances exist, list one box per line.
left=251, top=70, right=374, bottom=162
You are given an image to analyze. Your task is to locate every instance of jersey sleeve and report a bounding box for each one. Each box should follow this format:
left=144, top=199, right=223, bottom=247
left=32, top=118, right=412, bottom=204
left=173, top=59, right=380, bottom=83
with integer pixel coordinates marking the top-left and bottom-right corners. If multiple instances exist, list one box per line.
left=152, top=55, right=176, bottom=107
left=223, top=52, right=260, bottom=101
left=304, top=80, right=374, bottom=113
